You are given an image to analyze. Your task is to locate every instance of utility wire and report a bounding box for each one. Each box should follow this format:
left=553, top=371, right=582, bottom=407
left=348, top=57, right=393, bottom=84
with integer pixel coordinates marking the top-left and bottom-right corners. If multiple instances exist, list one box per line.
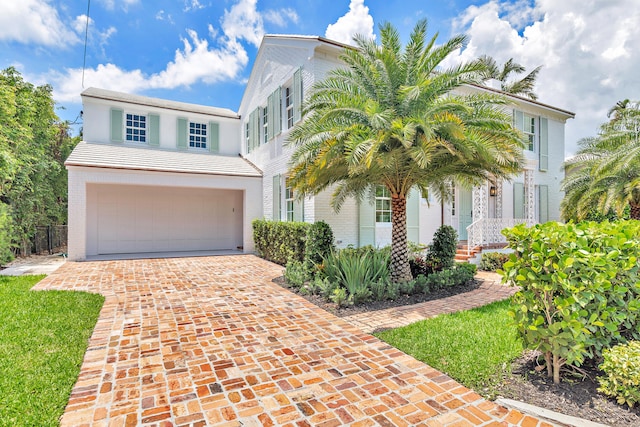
left=81, top=0, right=91, bottom=88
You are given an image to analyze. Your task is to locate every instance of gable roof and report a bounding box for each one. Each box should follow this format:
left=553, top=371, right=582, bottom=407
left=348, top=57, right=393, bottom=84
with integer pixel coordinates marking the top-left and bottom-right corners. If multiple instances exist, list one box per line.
left=82, top=88, right=239, bottom=119
left=66, top=142, right=262, bottom=178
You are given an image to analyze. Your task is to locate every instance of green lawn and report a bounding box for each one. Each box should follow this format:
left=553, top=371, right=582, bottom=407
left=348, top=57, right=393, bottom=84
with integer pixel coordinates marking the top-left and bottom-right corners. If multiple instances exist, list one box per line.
left=0, top=275, right=104, bottom=427
left=375, top=299, right=522, bottom=394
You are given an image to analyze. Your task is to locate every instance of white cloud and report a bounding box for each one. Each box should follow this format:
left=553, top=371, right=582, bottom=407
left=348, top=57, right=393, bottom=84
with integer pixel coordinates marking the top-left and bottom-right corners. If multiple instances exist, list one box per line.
left=325, top=0, right=375, bottom=45
left=183, top=0, right=204, bottom=12
left=264, top=8, right=299, bottom=27
left=443, top=0, right=640, bottom=156
left=221, top=0, right=265, bottom=47
left=99, top=0, right=139, bottom=11
left=155, top=10, right=174, bottom=24
left=0, top=0, right=80, bottom=46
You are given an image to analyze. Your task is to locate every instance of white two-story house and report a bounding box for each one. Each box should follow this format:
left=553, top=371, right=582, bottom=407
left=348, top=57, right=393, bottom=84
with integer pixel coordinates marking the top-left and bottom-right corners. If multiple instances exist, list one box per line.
left=66, top=34, right=574, bottom=261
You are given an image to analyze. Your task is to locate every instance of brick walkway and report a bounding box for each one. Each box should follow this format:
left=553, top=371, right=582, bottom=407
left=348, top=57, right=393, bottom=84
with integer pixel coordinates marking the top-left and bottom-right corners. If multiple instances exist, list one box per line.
left=344, top=271, right=517, bottom=334
left=34, top=255, right=551, bottom=427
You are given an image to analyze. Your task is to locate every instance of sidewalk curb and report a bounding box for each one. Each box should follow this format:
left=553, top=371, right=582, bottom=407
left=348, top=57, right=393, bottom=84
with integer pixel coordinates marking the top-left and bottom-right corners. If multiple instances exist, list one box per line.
left=496, top=398, right=610, bottom=427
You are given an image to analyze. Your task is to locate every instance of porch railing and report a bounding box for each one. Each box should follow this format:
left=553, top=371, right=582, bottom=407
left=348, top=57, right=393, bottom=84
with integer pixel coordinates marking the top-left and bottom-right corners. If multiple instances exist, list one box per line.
left=466, top=218, right=536, bottom=256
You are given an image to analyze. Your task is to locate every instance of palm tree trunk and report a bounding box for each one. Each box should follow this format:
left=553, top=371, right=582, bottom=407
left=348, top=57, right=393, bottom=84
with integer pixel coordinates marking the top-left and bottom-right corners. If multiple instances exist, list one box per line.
left=391, top=195, right=413, bottom=283
left=630, top=200, right=640, bottom=220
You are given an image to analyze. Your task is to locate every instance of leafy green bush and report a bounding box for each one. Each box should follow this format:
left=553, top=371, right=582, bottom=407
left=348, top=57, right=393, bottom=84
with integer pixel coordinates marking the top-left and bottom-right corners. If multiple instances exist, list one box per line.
left=598, top=341, right=640, bottom=407
left=501, top=220, right=640, bottom=383
left=253, top=219, right=310, bottom=265
left=304, top=221, right=334, bottom=273
left=429, top=225, right=458, bottom=270
left=320, top=247, right=390, bottom=301
left=479, top=252, right=510, bottom=271
left=0, top=204, right=14, bottom=265
left=284, top=261, right=307, bottom=288
left=425, top=263, right=476, bottom=291
left=330, top=288, right=351, bottom=307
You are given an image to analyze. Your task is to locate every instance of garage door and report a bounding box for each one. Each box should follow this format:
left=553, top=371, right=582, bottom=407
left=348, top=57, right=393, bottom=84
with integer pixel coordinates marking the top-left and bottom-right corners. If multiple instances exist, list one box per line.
left=95, top=185, right=243, bottom=254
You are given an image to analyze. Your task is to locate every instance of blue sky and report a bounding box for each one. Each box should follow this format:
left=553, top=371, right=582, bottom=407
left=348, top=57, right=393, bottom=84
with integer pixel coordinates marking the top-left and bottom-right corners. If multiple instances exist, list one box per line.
left=1, top=0, right=639, bottom=155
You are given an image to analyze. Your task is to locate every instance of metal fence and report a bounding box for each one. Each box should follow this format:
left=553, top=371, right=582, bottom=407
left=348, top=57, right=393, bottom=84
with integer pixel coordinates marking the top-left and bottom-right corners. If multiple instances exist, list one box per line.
left=32, top=225, right=67, bottom=255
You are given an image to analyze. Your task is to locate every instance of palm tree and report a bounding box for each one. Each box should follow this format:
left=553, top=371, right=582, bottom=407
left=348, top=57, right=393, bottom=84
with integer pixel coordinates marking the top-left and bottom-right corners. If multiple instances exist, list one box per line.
left=562, top=101, right=640, bottom=220
left=478, top=55, right=542, bottom=100
left=287, top=21, right=525, bottom=283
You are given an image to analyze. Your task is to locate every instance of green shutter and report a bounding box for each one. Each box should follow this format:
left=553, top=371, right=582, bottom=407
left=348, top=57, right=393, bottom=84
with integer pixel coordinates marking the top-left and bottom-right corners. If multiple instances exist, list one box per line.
left=359, top=190, right=376, bottom=246
left=266, top=92, right=274, bottom=141
left=539, top=117, right=549, bottom=171
left=273, top=87, right=282, bottom=136
left=110, top=108, right=123, bottom=143
left=406, top=189, right=419, bottom=243
left=148, top=113, right=160, bottom=146
left=176, top=118, right=188, bottom=149
left=272, top=175, right=281, bottom=221
left=539, top=185, right=549, bottom=223
left=209, top=122, right=219, bottom=153
left=248, top=110, right=256, bottom=152
left=251, top=107, right=261, bottom=150
left=513, top=182, right=524, bottom=219
left=293, top=198, right=304, bottom=222
left=293, top=67, right=302, bottom=123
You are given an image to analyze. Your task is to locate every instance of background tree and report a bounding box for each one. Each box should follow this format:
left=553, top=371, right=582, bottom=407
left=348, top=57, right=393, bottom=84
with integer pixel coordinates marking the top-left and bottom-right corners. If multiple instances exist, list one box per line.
left=477, top=55, right=542, bottom=100
left=0, top=67, right=78, bottom=261
left=287, top=21, right=525, bottom=283
left=562, top=100, right=640, bottom=220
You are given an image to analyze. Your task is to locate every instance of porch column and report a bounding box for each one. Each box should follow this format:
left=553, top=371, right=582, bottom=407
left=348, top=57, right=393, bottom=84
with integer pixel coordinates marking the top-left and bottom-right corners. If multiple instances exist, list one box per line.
left=472, top=184, right=488, bottom=222
left=524, top=169, right=535, bottom=221
left=495, top=178, right=503, bottom=219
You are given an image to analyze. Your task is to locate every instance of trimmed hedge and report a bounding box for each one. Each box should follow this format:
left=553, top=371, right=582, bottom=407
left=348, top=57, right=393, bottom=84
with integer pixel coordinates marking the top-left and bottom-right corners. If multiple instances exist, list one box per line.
left=252, top=219, right=310, bottom=265
left=501, top=220, right=640, bottom=383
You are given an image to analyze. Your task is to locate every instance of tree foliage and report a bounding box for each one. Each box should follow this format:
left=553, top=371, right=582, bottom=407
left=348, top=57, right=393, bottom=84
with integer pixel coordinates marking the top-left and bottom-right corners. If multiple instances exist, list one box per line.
left=477, top=55, right=542, bottom=100
left=286, top=20, right=525, bottom=283
left=0, top=67, right=78, bottom=260
left=562, top=100, right=640, bottom=220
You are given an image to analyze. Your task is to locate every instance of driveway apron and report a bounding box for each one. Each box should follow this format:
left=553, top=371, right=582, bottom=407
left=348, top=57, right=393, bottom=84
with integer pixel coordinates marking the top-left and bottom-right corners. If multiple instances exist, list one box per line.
left=33, top=255, right=548, bottom=427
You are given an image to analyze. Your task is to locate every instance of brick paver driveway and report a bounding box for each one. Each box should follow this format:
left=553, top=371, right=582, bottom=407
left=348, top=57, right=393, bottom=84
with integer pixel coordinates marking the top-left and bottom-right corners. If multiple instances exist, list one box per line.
left=35, top=255, right=547, bottom=427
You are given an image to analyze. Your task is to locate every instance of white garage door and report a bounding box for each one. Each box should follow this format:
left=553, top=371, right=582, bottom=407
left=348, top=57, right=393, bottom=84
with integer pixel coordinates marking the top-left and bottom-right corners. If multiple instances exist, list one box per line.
left=94, top=185, right=242, bottom=254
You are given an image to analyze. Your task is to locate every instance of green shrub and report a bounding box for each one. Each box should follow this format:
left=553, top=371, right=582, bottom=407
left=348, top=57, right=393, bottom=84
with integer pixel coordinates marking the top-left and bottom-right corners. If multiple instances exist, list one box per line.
left=317, top=277, right=339, bottom=300
left=330, top=288, right=352, bottom=307
left=320, top=247, right=390, bottom=301
left=370, top=278, right=389, bottom=301
left=284, top=261, right=307, bottom=288
left=598, top=341, right=640, bottom=407
left=429, top=225, right=458, bottom=270
left=304, top=221, right=334, bottom=274
left=253, top=219, right=310, bottom=265
left=424, top=263, right=475, bottom=291
left=0, top=204, right=14, bottom=265
left=479, top=252, right=510, bottom=271
left=413, top=274, right=429, bottom=293
left=399, top=279, right=417, bottom=295
left=501, top=220, right=640, bottom=384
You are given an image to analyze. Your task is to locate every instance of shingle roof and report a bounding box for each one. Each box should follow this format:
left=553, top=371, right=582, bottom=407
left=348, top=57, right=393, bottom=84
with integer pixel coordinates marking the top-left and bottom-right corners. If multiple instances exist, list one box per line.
left=66, top=142, right=262, bottom=178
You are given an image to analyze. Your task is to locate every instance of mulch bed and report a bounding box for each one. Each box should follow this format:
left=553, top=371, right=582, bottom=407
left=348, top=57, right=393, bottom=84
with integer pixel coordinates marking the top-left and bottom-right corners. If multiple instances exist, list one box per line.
left=495, top=351, right=640, bottom=426
left=272, top=276, right=481, bottom=317
left=274, top=275, right=640, bottom=426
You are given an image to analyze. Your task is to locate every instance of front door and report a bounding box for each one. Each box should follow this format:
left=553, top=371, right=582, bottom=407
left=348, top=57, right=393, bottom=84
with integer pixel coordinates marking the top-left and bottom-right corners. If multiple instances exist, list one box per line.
left=458, top=188, right=473, bottom=240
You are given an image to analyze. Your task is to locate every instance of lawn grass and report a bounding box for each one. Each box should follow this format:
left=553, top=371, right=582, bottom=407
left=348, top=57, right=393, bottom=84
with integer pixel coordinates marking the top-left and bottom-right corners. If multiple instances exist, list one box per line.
left=375, top=299, right=522, bottom=394
left=0, top=275, right=104, bottom=427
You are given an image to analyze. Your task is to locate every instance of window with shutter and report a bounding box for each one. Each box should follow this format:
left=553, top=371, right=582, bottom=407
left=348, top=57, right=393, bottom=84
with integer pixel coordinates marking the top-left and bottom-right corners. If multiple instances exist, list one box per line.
left=539, top=118, right=549, bottom=171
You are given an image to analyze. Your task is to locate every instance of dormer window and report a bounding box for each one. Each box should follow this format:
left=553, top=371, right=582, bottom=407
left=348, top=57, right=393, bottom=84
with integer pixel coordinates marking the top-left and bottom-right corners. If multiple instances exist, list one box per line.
left=189, top=122, right=207, bottom=149
left=125, top=113, right=146, bottom=143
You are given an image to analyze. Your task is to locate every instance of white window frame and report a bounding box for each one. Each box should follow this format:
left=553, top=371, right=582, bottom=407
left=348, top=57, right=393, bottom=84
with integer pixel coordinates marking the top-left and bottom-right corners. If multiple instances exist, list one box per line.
left=262, top=107, right=268, bottom=144
left=285, top=86, right=294, bottom=129
left=285, top=182, right=294, bottom=221
left=523, top=114, right=536, bottom=152
left=375, top=186, right=392, bottom=223
left=125, top=112, right=147, bottom=143
left=245, top=122, right=250, bottom=153
left=188, top=121, right=207, bottom=149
